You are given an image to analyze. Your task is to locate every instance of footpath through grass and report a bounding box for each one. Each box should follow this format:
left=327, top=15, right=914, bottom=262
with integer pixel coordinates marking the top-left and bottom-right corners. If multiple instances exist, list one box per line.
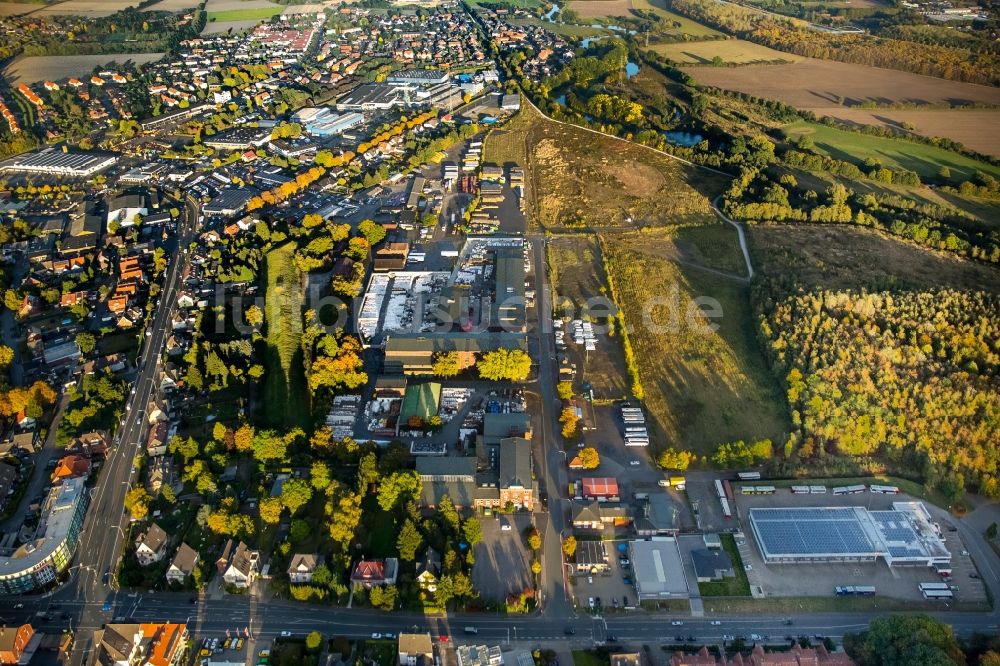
left=261, top=242, right=311, bottom=430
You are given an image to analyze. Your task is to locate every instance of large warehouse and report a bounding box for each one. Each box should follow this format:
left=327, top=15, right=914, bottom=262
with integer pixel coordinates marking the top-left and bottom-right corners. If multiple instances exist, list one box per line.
left=749, top=502, right=951, bottom=567
left=628, top=537, right=690, bottom=600
left=0, top=147, right=116, bottom=177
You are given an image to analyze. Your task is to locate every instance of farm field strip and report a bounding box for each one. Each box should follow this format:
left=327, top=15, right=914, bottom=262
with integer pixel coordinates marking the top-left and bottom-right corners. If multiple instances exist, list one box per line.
left=630, top=0, right=723, bottom=37
left=566, top=0, right=633, bottom=18
left=32, top=0, right=136, bottom=16
left=650, top=38, right=800, bottom=64
left=5, top=53, right=166, bottom=85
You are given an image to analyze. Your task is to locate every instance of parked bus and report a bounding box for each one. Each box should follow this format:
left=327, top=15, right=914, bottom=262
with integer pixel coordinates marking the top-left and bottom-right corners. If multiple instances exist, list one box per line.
left=809, top=485, right=827, bottom=494
left=922, top=589, right=954, bottom=600
left=869, top=484, right=900, bottom=494
left=742, top=486, right=776, bottom=495
left=835, top=586, right=876, bottom=596
left=714, top=479, right=726, bottom=499
left=737, top=471, right=761, bottom=481
left=720, top=496, right=732, bottom=518
left=722, top=480, right=734, bottom=501
left=919, top=582, right=950, bottom=592
left=833, top=485, right=866, bottom=495
left=791, top=485, right=811, bottom=494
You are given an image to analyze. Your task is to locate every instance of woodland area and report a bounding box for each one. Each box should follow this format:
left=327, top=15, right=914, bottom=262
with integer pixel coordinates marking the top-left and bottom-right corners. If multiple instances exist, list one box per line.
left=754, top=286, right=1000, bottom=501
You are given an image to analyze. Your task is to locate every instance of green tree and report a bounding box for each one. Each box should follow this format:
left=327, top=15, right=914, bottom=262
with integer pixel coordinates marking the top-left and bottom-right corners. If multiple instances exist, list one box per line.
left=657, top=448, right=694, bottom=471
left=462, top=516, right=482, bottom=547
left=377, top=470, right=422, bottom=511
left=75, top=332, right=96, bottom=354
left=556, top=381, right=574, bottom=400
left=357, top=219, right=386, bottom=245
left=438, top=494, right=460, bottom=532
left=280, top=478, right=314, bottom=515
left=987, top=522, right=998, bottom=540
left=845, top=615, right=964, bottom=666
left=311, top=461, right=332, bottom=491
left=212, top=421, right=229, bottom=443
left=477, top=348, right=532, bottom=381
left=124, top=487, right=151, bottom=520
left=397, top=519, right=423, bottom=561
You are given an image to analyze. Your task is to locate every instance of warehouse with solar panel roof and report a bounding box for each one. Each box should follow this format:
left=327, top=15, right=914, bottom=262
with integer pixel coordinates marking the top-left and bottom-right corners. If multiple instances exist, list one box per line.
left=749, top=501, right=951, bottom=567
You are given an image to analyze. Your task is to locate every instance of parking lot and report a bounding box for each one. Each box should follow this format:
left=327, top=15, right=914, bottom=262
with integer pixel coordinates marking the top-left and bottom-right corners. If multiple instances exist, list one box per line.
left=571, top=539, right=638, bottom=613
left=733, top=489, right=988, bottom=604
left=472, top=512, right=534, bottom=601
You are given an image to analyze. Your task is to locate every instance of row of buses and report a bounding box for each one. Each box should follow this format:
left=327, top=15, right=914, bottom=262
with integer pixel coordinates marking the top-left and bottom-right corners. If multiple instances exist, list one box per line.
left=919, top=582, right=955, bottom=599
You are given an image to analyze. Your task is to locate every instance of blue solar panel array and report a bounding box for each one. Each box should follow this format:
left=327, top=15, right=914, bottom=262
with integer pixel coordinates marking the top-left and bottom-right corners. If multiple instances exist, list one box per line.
left=752, top=508, right=877, bottom=556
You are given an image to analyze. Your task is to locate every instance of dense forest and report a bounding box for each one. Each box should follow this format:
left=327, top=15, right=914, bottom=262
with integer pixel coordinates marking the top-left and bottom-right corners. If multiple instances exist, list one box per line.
left=667, top=0, right=1000, bottom=85
left=755, top=287, right=1000, bottom=499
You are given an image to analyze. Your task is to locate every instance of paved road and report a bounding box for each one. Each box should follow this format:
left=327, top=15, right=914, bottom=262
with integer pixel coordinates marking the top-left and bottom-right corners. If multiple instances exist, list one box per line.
left=56, top=194, right=197, bottom=666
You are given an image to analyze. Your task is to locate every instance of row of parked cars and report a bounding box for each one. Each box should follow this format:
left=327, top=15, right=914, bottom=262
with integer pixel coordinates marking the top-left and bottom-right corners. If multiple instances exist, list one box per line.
left=198, top=636, right=244, bottom=658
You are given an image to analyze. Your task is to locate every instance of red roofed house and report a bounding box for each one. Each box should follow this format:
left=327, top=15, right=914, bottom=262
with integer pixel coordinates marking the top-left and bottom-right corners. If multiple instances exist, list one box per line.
left=0, top=624, right=35, bottom=665
left=581, top=477, right=620, bottom=500
left=51, top=454, right=91, bottom=483
left=350, top=558, right=398, bottom=589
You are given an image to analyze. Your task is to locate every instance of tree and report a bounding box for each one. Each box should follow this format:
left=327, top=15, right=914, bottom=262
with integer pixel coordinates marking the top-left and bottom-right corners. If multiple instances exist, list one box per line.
left=527, top=529, right=541, bottom=551
left=377, top=470, right=422, bottom=511
left=245, top=305, right=264, bottom=328
left=577, top=446, right=599, bottom=469
left=259, top=497, right=284, bottom=524
left=557, top=381, right=574, bottom=400
left=657, top=448, right=694, bottom=471
left=124, top=487, right=151, bottom=520
left=432, top=351, right=462, bottom=378
left=311, top=461, right=332, bottom=491
left=562, top=535, right=577, bottom=558
left=280, top=478, right=313, bottom=515
left=987, top=522, right=998, bottom=540
left=462, top=516, right=482, bottom=547
left=397, top=519, right=423, bottom=561
left=845, top=615, right=964, bottom=666
left=357, top=219, right=386, bottom=245
left=305, top=632, right=323, bottom=651
left=439, top=494, right=460, bottom=532
left=559, top=406, right=579, bottom=439
left=0, top=345, right=13, bottom=367
left=233, top=424, right=254, bottom=453
left=75, top=332, right=96, bottom=354
left=477, top=349, right=532, bottom=381
left=531, top=559, right=542, bottom=575
left=369, top=584, right=397, bottom=610
left=212, top=422, right=229, bottom=443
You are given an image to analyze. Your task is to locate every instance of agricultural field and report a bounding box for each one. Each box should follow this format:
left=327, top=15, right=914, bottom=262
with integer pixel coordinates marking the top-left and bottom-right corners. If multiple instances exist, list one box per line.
left=631, top=0, right=722, bottom=37
left=0, top=2, right=36, bottom=16
left=804, top=108, right=1000, bottom=158
left=650, top=38, right=800, bottom=65
left=261, top=242, right=311, bottom=430
left=603, top=229, right=789, bottom=455
left=511, top=16, right=607, bottom=37
left=202, top=18, right=260, bottom=33
left=566, top=0, right=633, bottom=18
left=782, top=120, right=1000, bottom=182
left=33, top=0, right=136, bottom=16
left=683, top=58, right=1000, bottom=151
left=495, top=101, right=728, bottom=229
left=146, top=0, right=198, bottom=10
left=205, top=0, right=282, bottom=22
left=4, top=53, right=166, bottom=85
left=748, top=224, right=1000, bottom=293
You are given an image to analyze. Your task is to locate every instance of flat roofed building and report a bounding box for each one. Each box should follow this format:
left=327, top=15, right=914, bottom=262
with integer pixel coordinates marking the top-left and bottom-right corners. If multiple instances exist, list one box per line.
left=0, top=476, right=88, bottom=594
left=629, top=537, right=690, bottom=600
left=388, top=69, right=450, bottom=85
left=0, top=148, right=116, bottom=177
left=397, top=633, right=433, bottom=666
left=748, top=502, right=950, bottom=567
left=0, top=624, right=34, bottom=665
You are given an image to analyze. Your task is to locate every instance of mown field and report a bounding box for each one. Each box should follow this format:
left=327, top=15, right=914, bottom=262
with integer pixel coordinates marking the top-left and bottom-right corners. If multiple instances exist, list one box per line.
left=631, top=0, right=722, bottom=37
left=782, top=120, right=1000, bottom=181
left=651, top=38, right=800, bottom=65
left=261, top=242, right=311, bottom=429
left=147, top=0, right=198, bottom=9
left=5, top=53, right=165, bottom=85
left=805, top=108, right=1000, bottom=158
left=206, top=6, right=283, bottom=21
left=748, top=224, right=1000, bottom=293
left=566, top=0, right=633, bottom=18
left=511, top=16, right=607, bottom=37
left=34, top=0, right=134, bottom=16
left=603, top=229, right=789, bottom=455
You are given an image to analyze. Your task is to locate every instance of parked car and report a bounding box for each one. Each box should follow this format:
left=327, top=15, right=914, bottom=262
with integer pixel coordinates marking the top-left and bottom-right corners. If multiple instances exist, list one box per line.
left=710, top=621, right=722, bottom=626
left=370, top=633, right=382, bottom=640
left=671, top=621, right=684, bottom=626
left=280, top=631, right=292, bottom=638
left=629, top=460, right=640, bottom=466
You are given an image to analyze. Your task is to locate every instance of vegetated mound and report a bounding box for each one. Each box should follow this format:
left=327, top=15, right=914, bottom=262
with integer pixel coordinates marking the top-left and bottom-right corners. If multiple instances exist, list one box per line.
left=755, top=287, right=1000, bottom=500
left=747, top=224, right=1000, bottom=293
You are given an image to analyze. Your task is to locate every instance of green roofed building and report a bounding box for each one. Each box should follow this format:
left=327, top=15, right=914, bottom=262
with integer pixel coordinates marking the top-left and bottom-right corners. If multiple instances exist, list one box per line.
left=400, top=382, right=442, bottom=426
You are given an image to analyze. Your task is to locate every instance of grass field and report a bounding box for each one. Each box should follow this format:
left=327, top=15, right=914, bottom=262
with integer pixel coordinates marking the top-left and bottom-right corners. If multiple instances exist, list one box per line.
left=631, top=0, right=722, bottom=37
left=604, top=233, right=788, bottom=455
left=207, top=6, right=283, bottom=21
left=806, top=108, right=1000, bottom=158
left=782, top=120, right=1000, bottom=182
left=748, top=224, right=1000, bottom=293
left=34, top=0, right=134, bottom=16
left=511, top=16, right=607, bottom=37
left=261, top=242, right=311, bottom=430
left=650, top=39, right=800, bottom=65
left=572, top=652, right=609, bottom=666
left=498, top=100, right=728, bottom=229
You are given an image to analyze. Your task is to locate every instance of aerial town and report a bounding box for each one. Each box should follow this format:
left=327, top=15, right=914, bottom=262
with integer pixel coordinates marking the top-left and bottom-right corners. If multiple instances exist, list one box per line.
left=0, top=1, right=998, bottom=666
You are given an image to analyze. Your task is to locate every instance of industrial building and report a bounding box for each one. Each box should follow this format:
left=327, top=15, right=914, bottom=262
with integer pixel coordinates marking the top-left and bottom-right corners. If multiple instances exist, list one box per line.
left=628, top=536, right=690, bottom=600
left=0, top=148, right=116, bottom=177
left=748, top=502, right=951, bottom=567
left=388, top=68, right=451, bottom=85
left=291, top=107, right=365, bottom=137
